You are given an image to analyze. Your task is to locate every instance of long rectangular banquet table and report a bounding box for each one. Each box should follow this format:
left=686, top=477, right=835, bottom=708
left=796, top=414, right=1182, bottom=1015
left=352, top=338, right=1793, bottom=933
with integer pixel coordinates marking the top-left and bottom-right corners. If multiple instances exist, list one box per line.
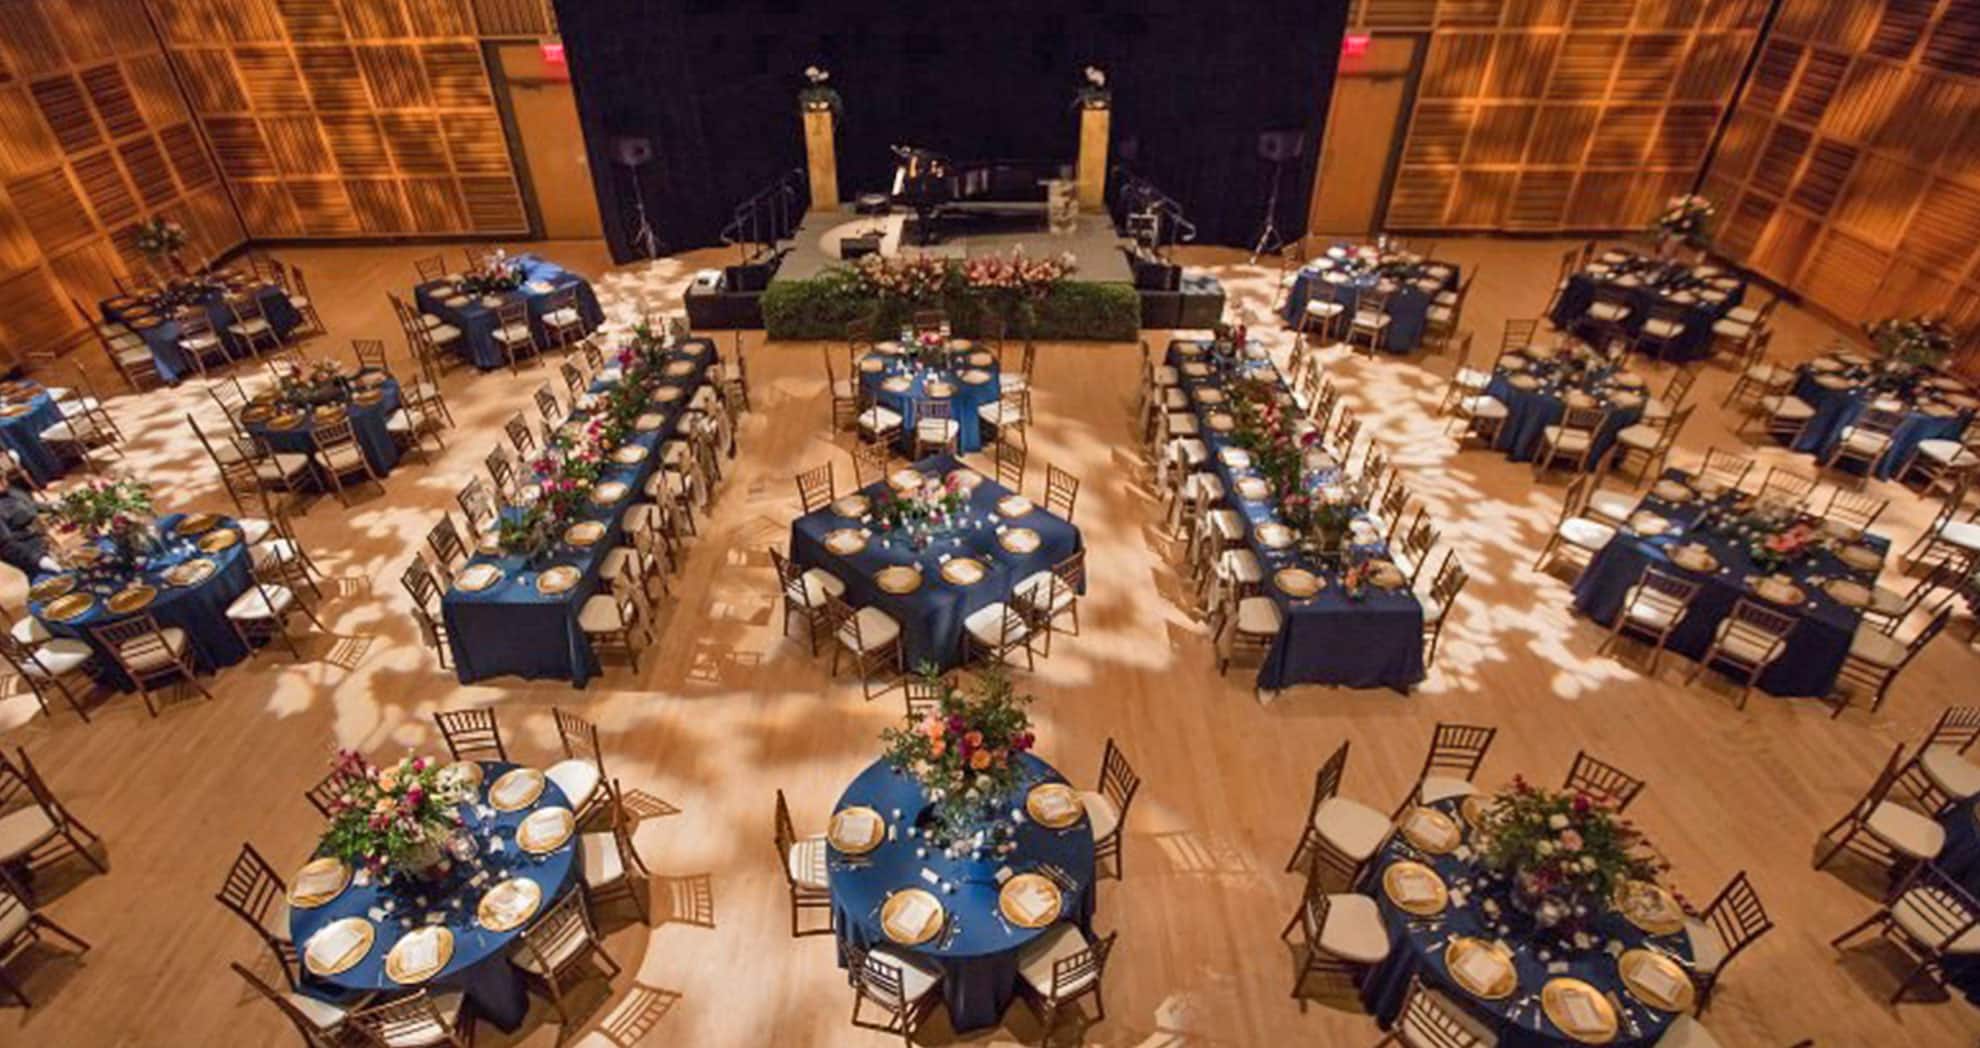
left=789, top=453, right=1081, bottom=672
left=1571, top=469, right=1888, bottom=698
left=412, top=254, right=605, bottom=370
left=1277, top=244, right=1458, bottom=353
left=1166, top=339, right=1426, bottom=693
left=441, top=337, right=715, bottom=686
left=1550, top=249, right=1743, bottom=364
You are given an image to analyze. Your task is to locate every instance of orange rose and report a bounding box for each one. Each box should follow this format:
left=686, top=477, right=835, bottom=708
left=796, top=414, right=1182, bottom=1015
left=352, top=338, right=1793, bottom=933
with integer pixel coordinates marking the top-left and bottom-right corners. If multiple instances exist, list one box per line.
left=964, top=730, right=984, bottom=748
left=929, top=739, right=946, bottom=758
left=970, top=749, right=992, bottom=770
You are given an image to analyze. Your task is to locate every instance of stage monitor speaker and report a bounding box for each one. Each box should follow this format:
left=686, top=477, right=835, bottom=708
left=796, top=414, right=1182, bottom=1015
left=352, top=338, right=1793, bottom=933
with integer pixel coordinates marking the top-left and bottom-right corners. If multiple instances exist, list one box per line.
left=611, top=135, right=654, bottom=168
left=1257, top=130, right=1306, bottom=163
left=724, top=262, right=771, bottom=293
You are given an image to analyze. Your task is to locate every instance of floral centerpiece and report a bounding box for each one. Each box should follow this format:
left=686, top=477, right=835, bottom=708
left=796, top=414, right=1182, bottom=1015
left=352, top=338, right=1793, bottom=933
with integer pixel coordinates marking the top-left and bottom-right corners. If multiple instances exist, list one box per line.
left=874, top=473, right=967, bottom=549
left=1474, top=778, right=1660, bottom=936
left=1289, top=480, right=1370, bottom=557
left=852, top=253, right=954, bottom=304
left=1653, top=194, right=1715, bottom=248
left=1865, top=315, right=1958, bottom=374
left=880, top=668, right=1036, bottom=851
left=53, top=477, right=158, bottom=567
left=1702, top=493, right=1818, bottom=572
left=798, top=65, right=842, bottom=118
left=1226, top=376, right=1310, bottom=498
left=275, top=359, right=349, bottom=409
left=458, top=251, right=524, bottom=296
left=960, top=247, right=1075, bottom=338
left=316, top=750, right=478, bottom=878
left=1074, top=65, right=1110, bottom=109
left=133, top=217, right=189, bottom=273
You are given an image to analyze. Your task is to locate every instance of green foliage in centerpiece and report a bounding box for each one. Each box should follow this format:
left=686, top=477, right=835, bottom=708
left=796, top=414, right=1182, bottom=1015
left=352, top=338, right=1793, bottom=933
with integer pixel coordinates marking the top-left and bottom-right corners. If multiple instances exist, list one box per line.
left=274, top=359, right=350, bottom=409
left=1865, top=315, right=1958, bottom=372
left=873, top=473, right=967, bottom=535
left=761, top=261, right=1138, bottom=341
left=133, top=217, right=188, bottom=259
left=458, top=251, right=524, bottom=295
left=1652, top=194, right=1715, bottom=246
left=881, top=667, right=1037, bottom=847
left=1475, top=778, right=1660, bottom=931
left=54, top=477, right=157, bottom=563
left=1226, top=375, right=1311, bottom=499
left=317, top=750, right=477, bottom=877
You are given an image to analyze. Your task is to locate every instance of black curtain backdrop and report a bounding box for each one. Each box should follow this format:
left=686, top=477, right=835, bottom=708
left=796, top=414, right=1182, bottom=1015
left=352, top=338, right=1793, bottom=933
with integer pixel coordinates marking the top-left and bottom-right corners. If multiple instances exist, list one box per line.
left=554, top=0, right=1347, bottom=263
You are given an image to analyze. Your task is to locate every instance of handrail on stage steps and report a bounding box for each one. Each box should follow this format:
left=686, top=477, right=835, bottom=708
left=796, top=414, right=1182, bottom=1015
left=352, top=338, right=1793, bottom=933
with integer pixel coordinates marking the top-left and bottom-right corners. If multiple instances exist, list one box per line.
left=720, top=168, right=809, bottom=262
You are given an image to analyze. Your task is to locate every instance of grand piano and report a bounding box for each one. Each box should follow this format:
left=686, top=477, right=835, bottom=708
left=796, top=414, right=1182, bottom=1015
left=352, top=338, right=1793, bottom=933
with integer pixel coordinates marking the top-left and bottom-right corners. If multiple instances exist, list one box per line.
left=889, top=145, right=1060, bottom=245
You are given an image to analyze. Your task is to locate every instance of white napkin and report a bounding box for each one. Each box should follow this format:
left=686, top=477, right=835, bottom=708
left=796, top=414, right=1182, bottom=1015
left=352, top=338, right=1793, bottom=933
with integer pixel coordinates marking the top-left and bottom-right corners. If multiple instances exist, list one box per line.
left=520, top=807, right=567, bottom=848
left=1560, top=990, right=1602, bottom=1032
left=1393, top=868, right=1436, bottom=903
left=398, top=928, right=441, bottom=972
left=1033, top=788, right=1075, bottom=820
left=1456, top=948, right=1503, bottom=989
left=836, top=808, right=879, bottom=845
left=1011, top=879, right=1055, bottom=923
left=295, top=863, right=344, bottom=899
left=307, top=921, right=365, bottom=969
left=1637, top=959, right=1681, bottom=999
left=1409, top=811, right=1455, bottom=850
left=494, top=772, right=536, bottom=808
left=462, top=564, right=499, bottom=589
left=892, top=892, right=937, bottom=935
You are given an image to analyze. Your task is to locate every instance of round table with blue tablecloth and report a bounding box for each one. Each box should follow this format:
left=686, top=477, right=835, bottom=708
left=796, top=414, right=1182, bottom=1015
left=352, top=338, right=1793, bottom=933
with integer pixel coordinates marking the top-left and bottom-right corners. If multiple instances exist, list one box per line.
left=1482, top=348, right=1648, bottom=465
left=828, top=753, right=1096, bottom=1033
left=289, top=761, right=580, bottom=1033
left=412, top=255, right=604, bottom=370
left=0, top=381, right=68, bottom=485
left=858, top=343, right=1003, bottom=453
left=1363, top=797, right=1696, bottom=1047
left=1550, top=252, right=1742, bottom=364
left=102, top=279, right=302, bottom=382
left=241, top=371, right=404, bottom=485
left=788, top=453, right=1084, bottom=672
left=28, top=512, right=255, bottom=692
left=1785, top=356, right=1976, bottom=481
left=1278, top=245, right=1457, bottom=353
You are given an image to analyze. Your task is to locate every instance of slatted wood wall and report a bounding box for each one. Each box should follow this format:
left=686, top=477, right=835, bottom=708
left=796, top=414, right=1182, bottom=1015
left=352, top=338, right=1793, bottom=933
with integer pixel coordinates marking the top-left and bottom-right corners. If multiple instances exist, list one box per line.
left=146, top=0, right=542, bottom=240
left=1357, top=0, right=1769, bottom=233
left=0, top=0, right=244, bottom=367
left=1699, top=0, right=1980, bottom=339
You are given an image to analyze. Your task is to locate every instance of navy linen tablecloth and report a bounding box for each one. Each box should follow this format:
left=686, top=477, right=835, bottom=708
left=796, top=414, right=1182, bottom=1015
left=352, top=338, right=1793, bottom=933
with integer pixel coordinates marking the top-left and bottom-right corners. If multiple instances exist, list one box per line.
left=413, top=255, right=604, bottom=370
left=102, top=284, right=301, bottom=383
left=1786, top=367, right=1973, bottom=481
left=789, top=453, right=1082, bottom=672
left=290, top=761, right=579, bottom=1032
left=442, top=338, right=715, bottom=686
left=0, top=384, right=67, bottom=485
left=857, top=344, right=1002, bottom=453
left=1570, top=471, right=1886, bottom=699
left=28, top=512, right=254, bottom=692
left=243, top=373, right=404, bottom=485
left=1278, top=249, right=1457, bottom=353
left=1550, top=262, right=1742, bottom=364
left=1482, top=359, right=1646, bottom=465
left=829, top=754, right=1096, bottom=1032
left=1938, top=802, right=1980, bottom=1002
left=1364, top=798, right=1693, bottom=1047
left=1166, top=340, right=1425, bottom=692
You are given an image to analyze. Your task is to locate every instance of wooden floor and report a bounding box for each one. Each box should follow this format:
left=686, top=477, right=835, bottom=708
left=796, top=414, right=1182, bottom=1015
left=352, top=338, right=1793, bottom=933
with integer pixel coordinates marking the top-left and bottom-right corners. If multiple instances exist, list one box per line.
left=3, top=237, right=1976, bottom=1047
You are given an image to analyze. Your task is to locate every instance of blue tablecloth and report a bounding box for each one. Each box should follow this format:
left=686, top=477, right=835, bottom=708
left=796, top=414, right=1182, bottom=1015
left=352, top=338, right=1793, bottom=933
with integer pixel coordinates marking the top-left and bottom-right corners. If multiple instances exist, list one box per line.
left=1483, top=360, right=1646, bottom=465
left=442, top=339, right=715, bottom=686
left=1787, top=368, right=1973, bottom=481
left=857, top=345, right=1002, bottom=453
left=0, top=383, right=67, bottom=485
left=243, top=373, right=404, bottom=486
left=102, top=283, right=301, bottom=382
left=1939, top=802, right=1980, bottom=1002
left=1570, top=471, right=1885, bottom=698
left=1166, top=340, right=1425, bottom=692
left=789, top=454, right=1082, bottom=672
left=1364, top=798, right=1693, bottom=1047
left=28, top=512, right=254, bottom=692
left=413, top=256, right=604, bottom=370
left=829, top=754, right=1097, bottom=1032
left=1278, top=250, right=1457, bottom=353
left=289, top=761, right=579, bottom=1033
left=1550, top=262, right=1742, bottom=364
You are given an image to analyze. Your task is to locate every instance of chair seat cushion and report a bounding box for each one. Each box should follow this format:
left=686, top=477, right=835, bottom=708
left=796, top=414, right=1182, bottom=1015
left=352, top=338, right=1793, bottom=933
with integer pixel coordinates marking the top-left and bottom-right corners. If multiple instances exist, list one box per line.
left=1458, top=395, right=1507, bottom=419
left=1758, top=395, right=1814, bottom=420
left=118, top=626, right=189, bottom=673
left=1014, top=570, right=1073, bottom=613
left=237, top=517, right=274, bottom=546
left=493, top=323, right=533, bottom=344
left=581, top=829, right=625, bottom=888
left=510, top=912, right=590, bottom=975
left=546, top=758, right=602, bottom=810
left=1016, top=922, right=1096, bottom=997
left=1165, top=413, right=1200, bottom=436
left=1311, top=797, right=1390, bottom=861
left=917, top=418, right=960, bottom=440
left=1683, top=917, right=1727, bottom=974
left=21, top=638, right=91, bottom=678
left=1586, top=490, right=1637, bottom=522
left=1170, top=439, right=1209, bottom=467
left=1938, top=520, right=1980, bottom=551
left=1848, top=624, right=1907, bottom=668
left=1454, top=367, right=1490, bottom=391
left=1400, top=987, right=1497, bottom=1046
left=285, top=988, right=348, bottom=1030
left=1588, top=302, right=1630, bottom=321
left=257, top=453, right=312, bottom=481
left=1352, top=310, right=1391, bottom=329
left=1642, top=317, right=1685, bottom=339
left=1317, top=892, right=1391, bottom=964
left=839, top=606, right=901, bottom=651
left=578, top=595, right=631, bottom=632
left=1557, top=517, right=1617, bottom=550
left=864, top=947, right=942, bottom=1007
left=1920, top=748, right=1980, bottom=801
left=11, top=617, right=50, bottom=646
left=1304, top=300, right=1344, bottom=318
left=228, top=319, right=272, bottom=336
left=1621, top=587, right=1686, bottom=630
left=787, top=834, right=828, bottom=889
left=1217, top=548, right=1263, bottom=583
left=963, top=602, right=1029, bottom=646
left=1710, top=620, right=1783, bottom=665
left=317, top=443, right=368, bottom=472
left=0, top=804, right=58, bottom=860
left=225, top=584, right=295, bottom=620
left=1079, top=791, right=1120, bottom=840
left=1541, top=425, right=1593, bottom=453
left=1743, top=362, right=1789, bottom=386
left=1418, top=776, right=1477, bottom=805
left=1180, top=472, right=1225, bottom=502
left=798, top=568, right=845, bottom=607
left=857, top=406, right=903, bottom=432
left=1916, top=439, right=1975, bottom=467
left=1893, top=886, right=1980, bottom=954
left=1236, top=595, right=1283, bottom=635
left=1865, top=801, right=1946, bottom=860
left=1839, top=427, right=1892, bottom=455
left=544, top=307, right=582, bottom=328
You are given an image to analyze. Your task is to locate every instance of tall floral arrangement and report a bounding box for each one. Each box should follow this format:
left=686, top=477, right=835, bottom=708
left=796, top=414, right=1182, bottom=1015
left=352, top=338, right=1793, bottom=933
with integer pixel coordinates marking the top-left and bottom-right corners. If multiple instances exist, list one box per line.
left=1474, top=777, right=1660, bottom=932
left=275, top=359, right=349, bottom=409
left=459, top=251, right=523, bottom=295
left=55, top=477, right=156, bottom=563
left=798, top=65, right=842, bottom=119
left=1653, top=194, right=1715, bottom=245
left=881, top=668, right=1036, bottom=847
left=1226, top=376, right=1310, bottom=498
left=317, top=750, right=477, bottom=877
left=1074, top=65, right=1110, bottom=108
left=133, top=217, right=188, bottom=260
left=1865, top=315, right=1958, bottom=372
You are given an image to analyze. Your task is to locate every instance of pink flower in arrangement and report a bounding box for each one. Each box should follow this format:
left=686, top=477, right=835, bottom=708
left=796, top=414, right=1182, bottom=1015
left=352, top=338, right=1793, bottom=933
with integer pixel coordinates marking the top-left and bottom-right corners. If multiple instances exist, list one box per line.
left=1571, top=792, right=1592, bottom=814
left=1558, top=828, right=1584, bottom=852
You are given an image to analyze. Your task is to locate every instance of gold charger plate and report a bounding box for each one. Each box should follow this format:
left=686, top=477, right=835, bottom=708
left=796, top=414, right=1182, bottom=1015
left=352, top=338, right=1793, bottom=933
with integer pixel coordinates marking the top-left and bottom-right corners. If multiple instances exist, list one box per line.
left=1669, top=544, right=1718, bottom=574
left=961, top=369, right=991, bottom=384
left=29, top=574, right=76, bottom=602
left=888, top=469, right=926, bottom=491
left=880, top=889, right=945, bottom=946
left=968, top=352, right=994, bottom=367
left=477, top=878, right=543, bottom=933
left=1206, top=412, right=1235, bottom=432
left=43, top=592, right=94, bottom=622
left=352, top=390, right=384, bottom=406
left=268, top=412, right=304, bottom=430
left=1839, top=544, right=1883, bottom=571
left=880, top=376, right=913, bottom=394
left=824, top=529, right=867, bottom=555
left=858, top=357, right=886, bottom=373
left=1236, top=477, right=1272, bottom=500
left=1444, top=937, right=1517, bottom=999
left=385, top=926, right=454, bottom=985
left=536, top=565, right=582, bottom=595
left=1255, top=523, right=1294, bottom=549
left=612, top=444, right=649, bottom=464
left=939, top=558, right=986, bottom=586
left=1381, top=860, right=1449, bottom=916
left=663, top=360, right=695, bottom=377
left=303, top=917, right=376, bottom=977
left=924, top=382, right=955, bottom=399
left=634, top=412, right=665, bottom=431
left=999, top=873, right=1063, bottom=930
left=1615, top=880, right=1686, bottom=935
left=998, top=528, right=1040, bottom=554
left=288, top=857, right=351, bottom=909
left=0, top=404, right=30, bottom=419
left=517, top=806, right=576, bottom=855
left=489, top=767, right=546, bottom=812
left=834, top=495, right=871, bottom=518
left=1626, top=512, right=1670, bottom=537
left=1509, top=374, right=1541, bottom=391
left=454, top=563, right=504, bottom=593
left=1193, top=387, right=1225, bottom=404
left=827, top=805, right=886, bottom=854
left=996, top=495, right=1033, bottom=517
left=176, top=512, right=221, bottom=535
left=1459, top=793, right=1491, bottom=829
left=1541, top=977, right=1618, bottom=1044
left=875, top=566, right=922, bottom=595
left=1751, top=576, right=1805, bottom=605
left=1275, top=568, right=1322, bottom=598
left=313, top=405, right=346, bottom=423
left=1025, top=783, right=1082, bottom=828
left=109, top=585, right=157, bottom=614
left=1400, top=806, right=1462, bottom=854
left=565, top=521, right=606, bottom=547
left=1823, top=578, right=1870, bottom=607
left=197, top=528, right=241, bottom=553
left=590, top=481, right=629, bottom=505
left=1619, top=948, right=1696, bottom=1012
left=1368, top=561, right=1407, bottom=590
left=1650, top=479, right=1692, bottom=503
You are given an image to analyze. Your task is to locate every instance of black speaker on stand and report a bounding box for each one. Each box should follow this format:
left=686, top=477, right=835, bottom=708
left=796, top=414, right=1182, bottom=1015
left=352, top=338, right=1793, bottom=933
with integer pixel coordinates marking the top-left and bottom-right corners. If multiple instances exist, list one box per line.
left=610, top=134, right=659, bottom=260
left=1250, top=129, right=1306, bottom=262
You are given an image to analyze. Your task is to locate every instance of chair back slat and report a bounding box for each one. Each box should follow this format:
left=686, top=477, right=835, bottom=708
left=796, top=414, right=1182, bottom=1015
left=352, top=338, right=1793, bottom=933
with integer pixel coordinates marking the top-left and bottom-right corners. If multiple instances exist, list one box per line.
left=1563, top=750, right=1646, bottom=812
left=433, top=708, right=505, bottom=762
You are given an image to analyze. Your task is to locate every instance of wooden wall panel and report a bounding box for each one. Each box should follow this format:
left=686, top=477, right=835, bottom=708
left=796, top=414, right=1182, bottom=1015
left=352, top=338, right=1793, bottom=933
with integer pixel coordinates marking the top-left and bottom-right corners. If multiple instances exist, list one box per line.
left=0, top=0, right=243, bottom=366
left=1702, top=0, right=1980, bottom=354
left=1365, top=1, right=1765, bottom=231
left=152, top=0, right=531, bottom=239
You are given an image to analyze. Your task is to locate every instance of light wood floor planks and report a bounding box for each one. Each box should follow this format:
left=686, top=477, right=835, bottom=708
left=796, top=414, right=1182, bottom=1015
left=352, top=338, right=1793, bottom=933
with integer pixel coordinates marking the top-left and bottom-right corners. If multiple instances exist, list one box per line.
left=0, top=237, right=1975, bottom=1046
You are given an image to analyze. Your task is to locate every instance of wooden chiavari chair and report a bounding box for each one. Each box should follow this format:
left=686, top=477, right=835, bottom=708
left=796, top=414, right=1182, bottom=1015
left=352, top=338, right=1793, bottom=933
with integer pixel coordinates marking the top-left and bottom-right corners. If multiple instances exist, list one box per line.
left=902, top=671, right=946, bottom=720
left=1830, top=607, right=1952, bottom=718
left=532, top=382, right=561, bottom=426
left=770, top=547, right=842, bottom=656
left=350, top=338, right=388, bottom=373
left=1831, top=863, right=1975, bottom=1005
left=845, top=940, right=945, bottom=1042
left=1697, top=447, right=1754, bottom=492
left=89, top=614, right=211, bottom=716
left=412, top=254, right=449, bottom=282
left=1393, top=722, right=1497, bottom=818
left=578, top=572, right=652, bottom=671
left=1815, top=743, right=1944, bottom=878
left=774, top=788, right=831, bottom=936
left=0, top=750, right=106, bottom=901
left=402, top=557, right=451, bottom=669
left=1280, top=869, right=1390, bottom=996
left=1419, top=551, right=1466, bottom=669
left=794, top=463, right=835, bottom=514
left=1688, top=598, right=1796, bottom=709
left=1611, top=403, right=1694, bottom=485
left=225, top=293, right=282, bottom=356
left=1562, top=750, right=1646, bottom=811
left=1533, top=404, right=1608, bottom=476
left=1374, top=975, right=1495, bottom=1047
left=512, top=886, right=620, bottom=1030
left=1083, top=738, right=1139, bottom=881
left=1286, top=741, right=1390, bottom=890
left=1345, top=287, right=1392, bottom=356
left=433, top=708, right=506, bottom=762
left=1534, top=473, right=1617, bottom=577
left=309, top=415, right=381, bottom=506
left=225, top=556, right=325, bottom=659
left=1755, top=465, right=1816, bottom=507
left=1826, top=406, right=1904, bottom=480
left=1898, top=707, right=1980, bottom=816
left=977, top=388, right=1028, bottom=444
left=1015, top=549, right=1083, bottom=655
left=1044, top=464, right=1079, bottom=521
left=1632, top=301, right=1690, bottom=362
left=578, top=778, right=651, bottom=921
left=228, top=961, right=347, bottom=1047
left=993, top=432, right=1026, bottom=490
left=910, top=398, right=958, bottom=458
left=1014, top=928, right=1116, bottom=1035
left=538, top=286, right=587, bottom=354
left=491, top=299, right=542, bottom=372
left=1685, top=869, right=1774, bottom=1013
left=827, top=593, right=904, bottom=701
left=851, top=439, right=890, bottom=488
left=961, top=593, right=1037, bottom=671
left=215, top=842, right=298, bottom=986
left=1819, top=486, right=1887, bottom=538
left=1213, top=581, right=1280, bottom=681
left=1597, top=564, right=1699, bottom=673
left=424, top=513, right=469, bottom=582
left=344, top=988, right=473, bottom=1048
left=0, top=626, right=94, bottom=722
left=1900, top=473, right=1980, bottom=569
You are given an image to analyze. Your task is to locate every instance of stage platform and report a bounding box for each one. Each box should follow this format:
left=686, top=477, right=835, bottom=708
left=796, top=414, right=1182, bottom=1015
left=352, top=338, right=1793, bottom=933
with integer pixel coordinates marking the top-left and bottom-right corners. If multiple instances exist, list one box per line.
left=773, top=204, right=1134, bottom=285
